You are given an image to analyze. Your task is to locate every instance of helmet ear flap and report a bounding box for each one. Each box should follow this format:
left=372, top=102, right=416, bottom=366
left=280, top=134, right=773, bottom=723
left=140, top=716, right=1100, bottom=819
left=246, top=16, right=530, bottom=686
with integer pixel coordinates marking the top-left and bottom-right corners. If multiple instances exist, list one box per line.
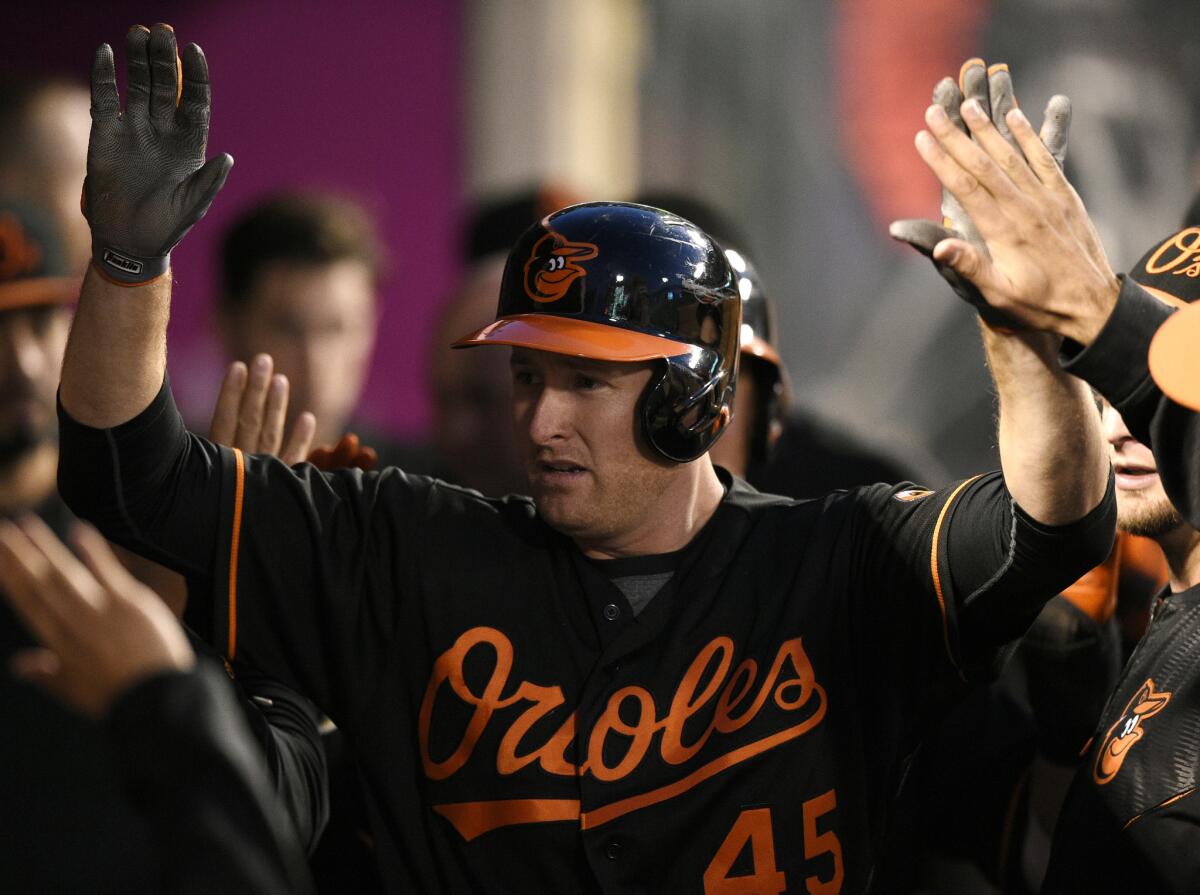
left=640, top=356, right=737, bottom=463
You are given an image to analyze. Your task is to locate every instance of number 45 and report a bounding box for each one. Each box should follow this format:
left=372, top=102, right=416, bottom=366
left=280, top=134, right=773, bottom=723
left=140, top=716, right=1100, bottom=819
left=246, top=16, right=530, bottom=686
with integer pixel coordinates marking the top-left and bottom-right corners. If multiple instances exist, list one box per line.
left=703, top=790, right=843, bottom=895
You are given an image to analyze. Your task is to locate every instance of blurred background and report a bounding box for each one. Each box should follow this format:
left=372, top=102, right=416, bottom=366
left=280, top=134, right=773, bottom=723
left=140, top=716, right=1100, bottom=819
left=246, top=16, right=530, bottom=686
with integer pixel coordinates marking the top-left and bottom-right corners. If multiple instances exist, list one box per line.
left=4, top=0, right=1199, bottom=484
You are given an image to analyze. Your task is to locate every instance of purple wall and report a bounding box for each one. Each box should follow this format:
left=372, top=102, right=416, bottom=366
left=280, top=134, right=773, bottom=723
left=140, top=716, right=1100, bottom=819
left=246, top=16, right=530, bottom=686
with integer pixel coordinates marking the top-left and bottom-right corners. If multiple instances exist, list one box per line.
left=4, top=1, right=462, bottom=436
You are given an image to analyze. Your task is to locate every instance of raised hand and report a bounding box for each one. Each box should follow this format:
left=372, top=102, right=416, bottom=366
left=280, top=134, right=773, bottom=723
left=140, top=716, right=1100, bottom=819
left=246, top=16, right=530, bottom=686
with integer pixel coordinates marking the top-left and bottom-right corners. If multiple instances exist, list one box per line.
left=890, top=60, right=1073, bottom=330
left=0, top=517, right=195, bottom=718
left=906, top=71, right=1120, bottom=344
left=209, top=356, right=316, bottom=465
left=86, top=23, right=233, bottom=285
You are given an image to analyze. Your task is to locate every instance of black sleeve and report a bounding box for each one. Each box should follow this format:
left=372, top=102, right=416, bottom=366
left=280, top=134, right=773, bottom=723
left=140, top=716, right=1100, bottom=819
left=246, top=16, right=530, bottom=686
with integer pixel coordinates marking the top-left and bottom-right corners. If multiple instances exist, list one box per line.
left=105, top=663, right=314, bottom=895
left=59, top=378, right=505, bottom=725
left=854, top=472, right=1116, bottom=682
left=232, top=662, right=331, bottom=855
left=184, top=630, right=329, bottom=854
left=1061, top=276, right=1200, bottom=531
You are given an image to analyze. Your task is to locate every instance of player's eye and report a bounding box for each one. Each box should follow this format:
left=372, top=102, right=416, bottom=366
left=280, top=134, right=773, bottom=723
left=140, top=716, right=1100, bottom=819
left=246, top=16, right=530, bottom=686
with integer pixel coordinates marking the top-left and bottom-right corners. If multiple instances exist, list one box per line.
left=574, top=374, right=602, bottom=391
left=511, top=367, right=540, bottom=387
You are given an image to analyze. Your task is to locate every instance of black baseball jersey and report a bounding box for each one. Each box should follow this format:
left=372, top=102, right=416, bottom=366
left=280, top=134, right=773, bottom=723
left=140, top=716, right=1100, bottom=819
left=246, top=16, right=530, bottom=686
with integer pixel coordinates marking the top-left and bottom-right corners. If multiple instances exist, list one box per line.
left=1062, top=275, right=1200, bottom=531
left=1042, top=586, right=1200, bottom=895
left=58, top=381, right=1114, bottom=894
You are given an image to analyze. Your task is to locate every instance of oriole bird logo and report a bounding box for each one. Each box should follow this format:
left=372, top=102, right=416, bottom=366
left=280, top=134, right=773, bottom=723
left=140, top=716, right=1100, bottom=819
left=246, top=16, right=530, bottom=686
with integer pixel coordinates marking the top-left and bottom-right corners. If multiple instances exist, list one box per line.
left=523, top=232, right=599, bottom=303
left=1093, top=679, right=1171, bottom=785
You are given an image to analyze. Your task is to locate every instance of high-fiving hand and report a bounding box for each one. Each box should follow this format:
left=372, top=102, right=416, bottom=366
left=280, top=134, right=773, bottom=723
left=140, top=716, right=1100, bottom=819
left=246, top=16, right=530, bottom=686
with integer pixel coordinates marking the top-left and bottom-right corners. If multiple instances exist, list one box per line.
left=891, top=61, right=1078, bottom=331
left=208, top=355, right=377, bottom=471
left=86, top=23, right=232, bottom=285
left=895, top=60, right=1120, bottom=344
left=209, top=355, right=317, bottom=465
left=0, top=517, right=195, bottom=718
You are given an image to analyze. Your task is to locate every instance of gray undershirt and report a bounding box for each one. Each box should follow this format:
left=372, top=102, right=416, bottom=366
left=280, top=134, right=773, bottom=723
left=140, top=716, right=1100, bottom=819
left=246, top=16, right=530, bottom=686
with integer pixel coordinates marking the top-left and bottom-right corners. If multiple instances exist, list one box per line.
left=610, top=572, right=674, bottom=616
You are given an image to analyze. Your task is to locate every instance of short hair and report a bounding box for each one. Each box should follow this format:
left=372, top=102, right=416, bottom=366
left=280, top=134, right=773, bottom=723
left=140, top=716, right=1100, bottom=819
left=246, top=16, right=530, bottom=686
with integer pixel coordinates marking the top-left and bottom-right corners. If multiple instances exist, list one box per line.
left=219, top=193, right=384, bottom=313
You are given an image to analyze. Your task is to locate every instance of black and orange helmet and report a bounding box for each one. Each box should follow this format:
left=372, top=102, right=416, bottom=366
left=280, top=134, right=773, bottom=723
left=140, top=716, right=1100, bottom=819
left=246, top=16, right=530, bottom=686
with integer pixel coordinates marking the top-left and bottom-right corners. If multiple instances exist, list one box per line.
left=453, top=202, right=741, bottom=462
left=725, top=245, right=791, bottom=466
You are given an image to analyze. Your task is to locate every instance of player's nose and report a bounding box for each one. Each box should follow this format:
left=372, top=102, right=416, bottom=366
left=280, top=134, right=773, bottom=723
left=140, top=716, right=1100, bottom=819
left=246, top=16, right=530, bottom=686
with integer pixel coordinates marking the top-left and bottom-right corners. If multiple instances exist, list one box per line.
left=1101, top=402, right=1134, bottom=448
left=526, top=385, right=575, bottom=445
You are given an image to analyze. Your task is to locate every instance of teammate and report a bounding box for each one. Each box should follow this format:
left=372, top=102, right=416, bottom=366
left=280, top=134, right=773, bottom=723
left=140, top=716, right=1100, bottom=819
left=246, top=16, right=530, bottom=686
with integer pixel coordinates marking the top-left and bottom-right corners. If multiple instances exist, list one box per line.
left=895, top=53, right=1200, bottom=893
left=0, top=514, right=315, bottom=893
left=57, top=26, right=1112, bottom=892
left=215, top=192, right=392, bottom=459
left=1033, top=231, right=1200, bottom=894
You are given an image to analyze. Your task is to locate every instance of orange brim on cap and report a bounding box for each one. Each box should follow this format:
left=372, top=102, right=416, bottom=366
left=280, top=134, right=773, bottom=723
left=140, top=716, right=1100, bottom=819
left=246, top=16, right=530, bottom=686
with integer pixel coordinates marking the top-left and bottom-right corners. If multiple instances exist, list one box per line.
left=1149, top=301, right=1200, bottom=410
left=452, top=313, right=696, bottom=361
left=0, top=276, right=80, bottom=312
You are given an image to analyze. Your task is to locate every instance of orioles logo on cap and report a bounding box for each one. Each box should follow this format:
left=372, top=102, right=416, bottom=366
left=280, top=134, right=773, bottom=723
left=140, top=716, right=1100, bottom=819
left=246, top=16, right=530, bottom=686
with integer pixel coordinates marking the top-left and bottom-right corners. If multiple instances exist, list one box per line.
left=1093, top=678, right=1171, bottom=785
left=0, top=213, right=44, bottom=280
left=523, top=232, right=599, bottom=303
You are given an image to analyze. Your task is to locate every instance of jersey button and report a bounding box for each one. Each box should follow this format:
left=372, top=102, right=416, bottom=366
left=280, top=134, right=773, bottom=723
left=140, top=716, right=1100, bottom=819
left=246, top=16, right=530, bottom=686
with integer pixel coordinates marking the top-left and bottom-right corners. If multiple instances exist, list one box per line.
left=603, top=603, right=621, bottom=621
left=604, top=838, right=622, bottom=861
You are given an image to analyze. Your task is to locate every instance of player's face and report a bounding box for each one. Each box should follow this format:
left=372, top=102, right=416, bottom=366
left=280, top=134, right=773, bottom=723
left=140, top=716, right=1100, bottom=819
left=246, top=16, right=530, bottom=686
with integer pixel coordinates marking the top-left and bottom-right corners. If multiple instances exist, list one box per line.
left=1100, top=396, right=1185, bottom=538
left=510, top=348, right=676, bottom=547
left=222, top=260, right=377, bottom=445
left=0, top=305, right=70, bottom=463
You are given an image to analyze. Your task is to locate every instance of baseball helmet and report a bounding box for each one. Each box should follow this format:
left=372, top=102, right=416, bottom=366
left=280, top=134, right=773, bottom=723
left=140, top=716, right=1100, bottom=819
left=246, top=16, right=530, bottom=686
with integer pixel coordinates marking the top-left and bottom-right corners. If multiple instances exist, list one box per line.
left=453, top=202, right=741, bottom=462
left=725, top=245, right=791, bottom=465
left=1134, top=227, right=1200, bottom=410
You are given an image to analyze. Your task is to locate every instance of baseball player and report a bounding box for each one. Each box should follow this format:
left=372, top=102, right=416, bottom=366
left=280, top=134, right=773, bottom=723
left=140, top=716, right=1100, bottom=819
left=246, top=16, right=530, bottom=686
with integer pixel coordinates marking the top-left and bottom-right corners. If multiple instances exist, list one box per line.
left=57, top=25, right=1113, bottom=892
left=1039, top=231, right=1200, bottom=895
left=895, top=52, right=1200, bottom=894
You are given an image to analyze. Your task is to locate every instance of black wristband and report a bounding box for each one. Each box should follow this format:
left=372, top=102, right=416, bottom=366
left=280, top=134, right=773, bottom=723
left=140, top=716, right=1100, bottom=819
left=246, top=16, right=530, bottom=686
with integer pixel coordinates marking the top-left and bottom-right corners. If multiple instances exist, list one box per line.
left=94, top=244, right=170, bottom=284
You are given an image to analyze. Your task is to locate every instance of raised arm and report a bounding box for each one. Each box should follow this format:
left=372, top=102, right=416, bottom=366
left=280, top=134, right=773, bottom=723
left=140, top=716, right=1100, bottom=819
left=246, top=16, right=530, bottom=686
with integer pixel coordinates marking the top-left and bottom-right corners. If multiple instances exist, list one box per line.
left=60, top=24, right=231, bottom=427
left=894, top=61, right=1109, bottom=523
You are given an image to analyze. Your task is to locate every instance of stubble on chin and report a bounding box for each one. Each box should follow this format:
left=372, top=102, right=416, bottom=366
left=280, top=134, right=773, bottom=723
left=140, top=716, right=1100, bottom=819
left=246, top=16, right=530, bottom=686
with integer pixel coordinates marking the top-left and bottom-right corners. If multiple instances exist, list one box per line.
left=1118, top=495, right=1185, bottom=539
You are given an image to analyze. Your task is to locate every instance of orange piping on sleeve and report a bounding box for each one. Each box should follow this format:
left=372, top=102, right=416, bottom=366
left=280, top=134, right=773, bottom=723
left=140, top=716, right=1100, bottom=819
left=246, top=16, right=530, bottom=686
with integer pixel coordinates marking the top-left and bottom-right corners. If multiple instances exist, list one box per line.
left=930, top=475, right=983, bottom=676
left=228, top=448, right=245, bottom=659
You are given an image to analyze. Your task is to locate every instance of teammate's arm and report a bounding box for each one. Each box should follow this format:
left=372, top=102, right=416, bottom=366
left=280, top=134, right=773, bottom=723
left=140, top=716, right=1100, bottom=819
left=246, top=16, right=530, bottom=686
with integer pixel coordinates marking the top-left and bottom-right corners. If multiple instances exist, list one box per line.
left=60, top=24, right=231, bottom=429
left=0, top=518, right=314, bottom=894
left=896, top=62, right=1108, bottom=524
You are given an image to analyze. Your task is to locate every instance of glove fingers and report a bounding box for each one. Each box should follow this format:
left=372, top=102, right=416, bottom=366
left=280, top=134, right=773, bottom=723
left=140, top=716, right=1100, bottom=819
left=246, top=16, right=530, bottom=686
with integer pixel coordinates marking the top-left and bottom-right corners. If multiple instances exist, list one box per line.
left=888, top=219, right=957, bottom=258
left=147, top=24, right=181, bottom=123
left=331, top=434, right=360, bottom=468
left=124, top=25, right=152, bottom=121
left=177, top=43, right=212, bottom=131
left=1040, top=94, right=1072, bottom=169
left=932, top=77, right=965, bottom=134
left=987, top=63, right=1020, bottom=151
left=958, top=58, right=990, bottom=123
left=90, top=44, right=120, bottom=121
left=307, top=447, right=332, bottom=471
left=355, top=446, right=378, bottom=472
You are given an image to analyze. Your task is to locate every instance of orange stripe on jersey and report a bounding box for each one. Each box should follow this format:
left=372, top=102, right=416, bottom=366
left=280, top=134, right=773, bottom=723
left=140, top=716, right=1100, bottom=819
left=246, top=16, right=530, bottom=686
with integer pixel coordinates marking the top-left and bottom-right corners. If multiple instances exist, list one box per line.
left=228, top=448, right=246, bottom=659
left=433, top=799, right=582, bottom=842
left=1123, top=787, right=1196, bottom=830
left=580, top=691, right=828, bottom=831
left=930, top=475, right=983, bottom=679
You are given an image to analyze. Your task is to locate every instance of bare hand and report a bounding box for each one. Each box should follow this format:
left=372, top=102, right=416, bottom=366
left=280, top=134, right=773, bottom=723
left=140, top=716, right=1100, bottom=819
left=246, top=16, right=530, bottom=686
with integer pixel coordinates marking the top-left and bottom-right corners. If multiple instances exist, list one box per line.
left=0, top=517, right=195, bottom=718
left=890, top=60, right=1073, bottom=331
left=911, top=85, right=1120, bottom=344
left=209, top=354, right=316, bottom=464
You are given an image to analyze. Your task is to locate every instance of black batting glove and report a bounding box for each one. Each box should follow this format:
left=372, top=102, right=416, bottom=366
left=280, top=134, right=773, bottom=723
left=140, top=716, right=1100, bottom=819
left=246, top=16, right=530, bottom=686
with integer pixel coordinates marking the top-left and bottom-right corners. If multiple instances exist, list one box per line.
left=85, top=23, right=233, bottom=285
left=890, top=60, right=1071, bottom=331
